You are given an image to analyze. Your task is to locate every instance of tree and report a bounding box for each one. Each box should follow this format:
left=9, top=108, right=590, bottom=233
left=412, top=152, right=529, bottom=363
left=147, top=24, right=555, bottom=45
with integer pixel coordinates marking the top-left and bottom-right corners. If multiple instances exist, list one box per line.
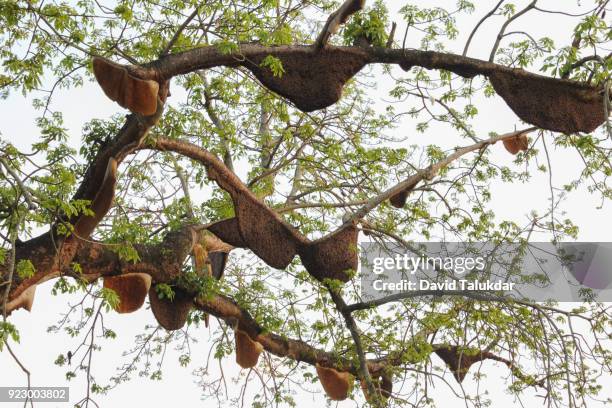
left=1, top=0, right=611, bottom=407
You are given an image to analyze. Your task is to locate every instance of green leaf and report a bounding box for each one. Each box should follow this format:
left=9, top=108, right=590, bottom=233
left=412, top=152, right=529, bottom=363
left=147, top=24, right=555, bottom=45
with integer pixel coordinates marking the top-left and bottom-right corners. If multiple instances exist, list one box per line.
left=260, top=55, right=285, bottom=78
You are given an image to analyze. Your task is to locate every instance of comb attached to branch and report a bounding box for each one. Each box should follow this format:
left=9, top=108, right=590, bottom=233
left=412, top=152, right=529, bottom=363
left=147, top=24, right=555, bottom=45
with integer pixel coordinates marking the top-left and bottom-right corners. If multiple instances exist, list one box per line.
left=435, top=346, right=491, bottom=383
left=193, top=236, right=233, bottom=328
left=156, top=138, right=360, bottom=283
left=149, top=286, right=193, bottom=330
left=231, top=192, right=300, bottom=269
left=502, top=132, right=530, bottom=155
left=298, top=224, right=359, bottom=282
left=5, top=285, right=37, bottom=315
left=316, top=363, right=353, bottom=401
left=388, top=178, right=421, bottom=209
left=208, top=217, right=358, bottom=283
left=235, top=328, right=264, bottom=369
left=207, top=218, right=246, bottom=248
left=93, top=57, right=159, bottom=116
left=103, top=273, right=151, bottom=314
left=202, top=234, right=232, bottom=280
left=490, top=70, right=606, bottom=134
left=242, top=47, right=607, bottom=133
left=244, top=49, right=368, bottom=112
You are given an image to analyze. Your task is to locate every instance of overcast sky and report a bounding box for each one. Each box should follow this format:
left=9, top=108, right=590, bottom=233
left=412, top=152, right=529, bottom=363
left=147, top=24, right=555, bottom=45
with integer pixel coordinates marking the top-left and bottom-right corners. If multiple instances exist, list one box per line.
left=1, top=1, right=611, bottom=407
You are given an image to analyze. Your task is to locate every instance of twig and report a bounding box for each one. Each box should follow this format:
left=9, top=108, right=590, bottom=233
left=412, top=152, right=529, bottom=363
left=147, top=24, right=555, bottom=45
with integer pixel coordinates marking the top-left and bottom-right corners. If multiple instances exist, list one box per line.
left=0, top=157, right=37, bottom=210
left=5, top=343, right=33, bottom=408
left=463, top=0, right=505, bottom=56
left=326, top=286, right=384, bottom=408
left=385, top=22, right=397, bottom=48
left=489, top=0, right=537, bottom=62
left=160, top=7, right=200, bottom=57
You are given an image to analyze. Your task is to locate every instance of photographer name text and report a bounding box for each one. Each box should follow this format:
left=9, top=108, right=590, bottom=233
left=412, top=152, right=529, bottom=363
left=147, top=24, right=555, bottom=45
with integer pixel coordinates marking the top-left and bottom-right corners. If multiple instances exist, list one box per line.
left=372, top=279, right=515, bottom=292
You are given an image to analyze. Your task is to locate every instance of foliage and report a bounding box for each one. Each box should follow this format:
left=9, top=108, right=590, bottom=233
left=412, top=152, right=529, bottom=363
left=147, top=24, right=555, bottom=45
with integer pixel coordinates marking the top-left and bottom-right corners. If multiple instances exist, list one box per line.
left=0, top=1, right=611, bottom=407
left=343, top=1, right=389, bottom=47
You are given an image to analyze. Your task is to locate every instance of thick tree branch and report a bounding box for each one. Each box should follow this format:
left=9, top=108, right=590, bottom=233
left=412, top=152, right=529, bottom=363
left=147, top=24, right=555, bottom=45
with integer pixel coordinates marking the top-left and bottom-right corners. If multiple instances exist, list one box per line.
left=3, top=103, right=165, bottom=309
left=315, top=0, right=365, bottom=49
left=9, top=227, right=542, bottom=391
left=144, top=44, right=608, bottom=133
left=2, top=126, right=534, bottom=311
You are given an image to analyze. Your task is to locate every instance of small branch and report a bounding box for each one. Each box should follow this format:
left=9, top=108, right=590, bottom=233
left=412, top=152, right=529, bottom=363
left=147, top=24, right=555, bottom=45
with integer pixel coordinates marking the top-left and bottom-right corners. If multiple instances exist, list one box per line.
left=345, top=128, right=536, bottom=225
left=385, top=22, right=397, bottom=48
left=5, top=343, right=33, bottom=408
left=169, top=155, right=195, bottom=219
left=345, top=289, right=577, bottom=318
left=276, top=200, right=369, bottom=213
left=285, top=153, right=304, bottom=204
left=489, top=0, right=537, bottom=62
left=160, top=7, right=200, bottom=57
left=327, top=287, right=383, bottom=407
left=315, top=0, right=365, bottom=49
left=0, top=157, right=37, bottom=210
left=197, top=71, right=235, bottom=172
left=560, top=52, right=612, bottom=79
left=463, top=0, right=505, bottom=56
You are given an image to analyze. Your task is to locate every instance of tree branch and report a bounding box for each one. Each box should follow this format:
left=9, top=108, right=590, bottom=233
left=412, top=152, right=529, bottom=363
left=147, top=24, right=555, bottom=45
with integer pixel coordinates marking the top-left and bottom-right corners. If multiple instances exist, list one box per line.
left=345, top=128, right=536, bottom=224
left=463, top=0, right=505, bottom=56
left=160, top=7, right=200, bottom=57
left=3, top=102, right=165, bottom=308
left=315, top=0, right=365, bottom=49
left=0, top=157, right=37, bottom=210
left=327, top=287, right=383, bottom=407
left=489, top=0, right=538, bottom=62
left=146, top=43, right=608, bottom=133
left=9, top=227, right=543, bottom=391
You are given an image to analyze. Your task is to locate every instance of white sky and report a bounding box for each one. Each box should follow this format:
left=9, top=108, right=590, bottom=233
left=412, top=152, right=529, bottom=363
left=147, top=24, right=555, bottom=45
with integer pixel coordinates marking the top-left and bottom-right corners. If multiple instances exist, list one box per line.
left=1, top=0, right=611, bottom=407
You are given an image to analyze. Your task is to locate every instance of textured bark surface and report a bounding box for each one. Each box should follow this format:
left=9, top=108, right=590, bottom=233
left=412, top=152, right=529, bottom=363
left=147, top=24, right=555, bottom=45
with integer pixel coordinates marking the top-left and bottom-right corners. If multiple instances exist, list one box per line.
left=73, top=157, right=118, bottom=239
